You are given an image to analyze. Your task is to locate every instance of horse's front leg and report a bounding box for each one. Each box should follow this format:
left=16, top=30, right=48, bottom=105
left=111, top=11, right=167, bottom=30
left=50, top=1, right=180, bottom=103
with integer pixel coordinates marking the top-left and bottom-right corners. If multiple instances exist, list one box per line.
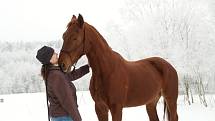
left=109, top=104, right=123, bottom=121
left=95, top=101, right=109, bottom=121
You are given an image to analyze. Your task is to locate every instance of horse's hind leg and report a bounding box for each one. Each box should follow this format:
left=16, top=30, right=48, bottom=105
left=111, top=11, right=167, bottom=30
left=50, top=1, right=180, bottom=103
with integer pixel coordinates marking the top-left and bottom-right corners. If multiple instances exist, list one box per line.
left=164, top=98, right=178, bottom=121
left=95, top=101, right=109, bottom=121
left=163, top=82, right=178, bottom=120
left=146, top=94, right=161, bottom=121
left=163, top=70, right=178, bottom=121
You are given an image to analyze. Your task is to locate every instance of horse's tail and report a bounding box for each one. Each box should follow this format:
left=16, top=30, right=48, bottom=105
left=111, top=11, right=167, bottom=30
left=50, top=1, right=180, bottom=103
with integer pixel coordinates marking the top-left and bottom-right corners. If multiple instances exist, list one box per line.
left=163, top=100, right=166, bottom=121
left=163, top=100, right=170, bottom=121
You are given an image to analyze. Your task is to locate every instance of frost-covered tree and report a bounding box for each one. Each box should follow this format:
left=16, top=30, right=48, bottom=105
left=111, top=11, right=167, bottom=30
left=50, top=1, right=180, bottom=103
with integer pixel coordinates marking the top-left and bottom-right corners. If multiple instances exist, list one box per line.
left=119, top=0, right=215, bottom=96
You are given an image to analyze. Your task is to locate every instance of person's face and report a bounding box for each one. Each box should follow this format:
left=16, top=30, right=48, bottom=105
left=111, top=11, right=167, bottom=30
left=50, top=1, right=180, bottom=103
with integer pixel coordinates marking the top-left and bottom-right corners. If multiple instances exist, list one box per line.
left=50, top=52, right=58, bottom=64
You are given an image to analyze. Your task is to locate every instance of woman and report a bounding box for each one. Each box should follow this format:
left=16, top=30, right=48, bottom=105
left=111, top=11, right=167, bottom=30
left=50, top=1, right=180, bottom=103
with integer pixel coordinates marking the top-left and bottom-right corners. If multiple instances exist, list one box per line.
left=36, top=46, right=89, bottom=121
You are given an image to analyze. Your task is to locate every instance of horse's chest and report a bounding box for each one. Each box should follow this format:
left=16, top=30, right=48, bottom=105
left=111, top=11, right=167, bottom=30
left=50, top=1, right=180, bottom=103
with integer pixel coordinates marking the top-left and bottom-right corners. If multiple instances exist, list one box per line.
left=89, top=75, right=128, bottom=103
left=89, top=76, right=107, bottom=101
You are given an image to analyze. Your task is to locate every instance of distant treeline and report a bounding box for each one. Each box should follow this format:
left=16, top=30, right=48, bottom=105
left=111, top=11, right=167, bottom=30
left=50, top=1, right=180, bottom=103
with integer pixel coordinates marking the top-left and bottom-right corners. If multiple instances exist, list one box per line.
left=0, top=40, right=90, bottom=94
left=0, top=40, right=59, bottom=94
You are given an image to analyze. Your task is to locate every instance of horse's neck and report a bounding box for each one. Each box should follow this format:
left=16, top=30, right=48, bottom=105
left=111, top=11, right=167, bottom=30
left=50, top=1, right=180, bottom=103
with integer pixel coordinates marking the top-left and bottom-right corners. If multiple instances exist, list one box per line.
left=85, top=25, right=115, bottom=77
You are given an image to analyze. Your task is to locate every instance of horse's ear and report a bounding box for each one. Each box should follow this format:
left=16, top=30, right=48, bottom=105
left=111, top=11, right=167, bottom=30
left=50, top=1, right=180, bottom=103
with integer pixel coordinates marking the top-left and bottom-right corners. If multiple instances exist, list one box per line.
left=72, top=15, right=76, bottom=22
left=72, top=15, right=76, bottom=19
left=78, top=14, right=84, bottom=28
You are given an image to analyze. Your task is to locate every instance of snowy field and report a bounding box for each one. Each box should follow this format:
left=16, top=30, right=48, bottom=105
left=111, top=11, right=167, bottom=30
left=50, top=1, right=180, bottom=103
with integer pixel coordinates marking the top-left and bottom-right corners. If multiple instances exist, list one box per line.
left=0, top=91, right=215, bottom=121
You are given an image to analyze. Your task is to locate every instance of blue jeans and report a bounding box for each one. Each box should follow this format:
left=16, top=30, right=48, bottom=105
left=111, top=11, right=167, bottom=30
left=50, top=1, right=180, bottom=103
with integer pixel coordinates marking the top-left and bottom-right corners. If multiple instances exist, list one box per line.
left=51, top=116, right=73, bottom=121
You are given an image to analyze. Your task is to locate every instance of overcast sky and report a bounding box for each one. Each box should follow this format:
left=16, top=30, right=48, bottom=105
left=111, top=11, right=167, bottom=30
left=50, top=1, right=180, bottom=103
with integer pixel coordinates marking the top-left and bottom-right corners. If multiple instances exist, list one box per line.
left=0, top=0, right=123, bottom=42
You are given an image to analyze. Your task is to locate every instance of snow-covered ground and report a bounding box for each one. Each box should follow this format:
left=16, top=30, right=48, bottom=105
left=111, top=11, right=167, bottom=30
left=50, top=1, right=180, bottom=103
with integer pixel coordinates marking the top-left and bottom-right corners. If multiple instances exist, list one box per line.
left=0, top=91, right=214, bottom=121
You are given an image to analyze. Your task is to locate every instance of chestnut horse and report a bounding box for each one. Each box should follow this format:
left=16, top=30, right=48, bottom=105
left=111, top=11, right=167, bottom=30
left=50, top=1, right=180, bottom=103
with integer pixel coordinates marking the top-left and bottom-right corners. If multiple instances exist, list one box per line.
left=59, top=14, right=178, bottom=121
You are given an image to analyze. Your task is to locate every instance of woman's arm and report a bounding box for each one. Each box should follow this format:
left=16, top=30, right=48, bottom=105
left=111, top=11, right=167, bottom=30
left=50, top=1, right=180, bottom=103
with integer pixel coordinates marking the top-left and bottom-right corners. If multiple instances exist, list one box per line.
left=66, top=64, right=89, bottom=81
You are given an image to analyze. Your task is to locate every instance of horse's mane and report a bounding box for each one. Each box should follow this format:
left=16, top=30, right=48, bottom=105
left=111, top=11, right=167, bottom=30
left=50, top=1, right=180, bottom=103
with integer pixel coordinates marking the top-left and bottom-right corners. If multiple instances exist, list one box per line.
left=87, top=24, right=111, bottom=49
left=67, top=20, right=110, bottom=49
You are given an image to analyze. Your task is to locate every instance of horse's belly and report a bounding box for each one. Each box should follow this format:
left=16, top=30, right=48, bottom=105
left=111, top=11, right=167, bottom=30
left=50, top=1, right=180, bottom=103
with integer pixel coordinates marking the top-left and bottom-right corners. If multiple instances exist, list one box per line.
left=124, top=79, right=161, bottom=107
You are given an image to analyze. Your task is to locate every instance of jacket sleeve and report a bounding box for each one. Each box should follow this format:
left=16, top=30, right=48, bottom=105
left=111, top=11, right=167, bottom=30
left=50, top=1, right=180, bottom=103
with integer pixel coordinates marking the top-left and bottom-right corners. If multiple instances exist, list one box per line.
left=51, top=72, right=82, bottom=121
left=66, top=64, right=89, bottom=81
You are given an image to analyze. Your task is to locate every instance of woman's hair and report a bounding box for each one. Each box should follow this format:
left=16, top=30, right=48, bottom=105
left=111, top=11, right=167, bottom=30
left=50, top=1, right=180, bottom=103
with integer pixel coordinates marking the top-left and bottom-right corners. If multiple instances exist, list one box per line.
left=41, top=64, right=51, bottom=81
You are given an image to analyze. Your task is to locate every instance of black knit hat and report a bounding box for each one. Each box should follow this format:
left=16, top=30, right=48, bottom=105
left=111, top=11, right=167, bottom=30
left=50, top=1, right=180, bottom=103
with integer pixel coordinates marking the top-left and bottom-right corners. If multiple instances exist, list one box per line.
left=36, top=46, right=54, bottom=65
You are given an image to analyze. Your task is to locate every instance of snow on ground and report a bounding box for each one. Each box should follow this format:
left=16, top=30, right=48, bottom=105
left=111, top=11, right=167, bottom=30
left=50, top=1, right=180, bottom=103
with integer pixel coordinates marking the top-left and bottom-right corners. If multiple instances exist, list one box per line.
left=0, top=91, right=215, bottom=121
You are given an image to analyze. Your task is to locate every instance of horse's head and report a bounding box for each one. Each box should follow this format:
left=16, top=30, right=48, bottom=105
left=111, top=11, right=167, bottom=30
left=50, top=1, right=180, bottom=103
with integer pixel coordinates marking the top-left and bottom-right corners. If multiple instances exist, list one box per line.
left=59, top=14, right=87, bottom=72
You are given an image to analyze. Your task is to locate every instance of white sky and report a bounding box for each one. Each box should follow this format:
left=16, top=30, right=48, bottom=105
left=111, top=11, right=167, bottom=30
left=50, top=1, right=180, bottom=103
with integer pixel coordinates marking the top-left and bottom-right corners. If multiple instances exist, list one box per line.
left=0, top=0, right=123, bottom=42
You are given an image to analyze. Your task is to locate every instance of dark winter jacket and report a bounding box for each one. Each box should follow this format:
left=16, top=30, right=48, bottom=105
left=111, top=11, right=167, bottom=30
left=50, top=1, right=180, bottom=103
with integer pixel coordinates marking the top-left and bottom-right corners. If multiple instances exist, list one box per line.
left=46, top=65, right=89, bottom=121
